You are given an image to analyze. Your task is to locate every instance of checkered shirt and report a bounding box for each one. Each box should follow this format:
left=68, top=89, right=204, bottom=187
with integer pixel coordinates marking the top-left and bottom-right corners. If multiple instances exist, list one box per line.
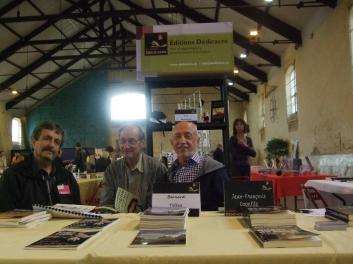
left=169, top=152, right=205, bottom=183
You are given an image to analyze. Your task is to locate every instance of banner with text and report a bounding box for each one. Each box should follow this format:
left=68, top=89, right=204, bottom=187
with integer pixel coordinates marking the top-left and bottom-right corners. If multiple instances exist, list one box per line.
left=136, top=22, right=234, bottom=80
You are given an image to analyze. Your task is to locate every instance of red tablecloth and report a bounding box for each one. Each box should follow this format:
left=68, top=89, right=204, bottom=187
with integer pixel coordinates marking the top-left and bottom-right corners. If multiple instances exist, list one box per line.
left=250, top=172, right=335, bottom=204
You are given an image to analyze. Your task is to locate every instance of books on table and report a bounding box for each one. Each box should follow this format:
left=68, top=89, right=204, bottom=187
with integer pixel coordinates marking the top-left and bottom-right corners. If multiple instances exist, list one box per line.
left=325, top=206, right=353, bottom=226
left=33, top=204, right=102, bottom=219
left=246, top=207, right=297, bottom=227
left=139, top=207, right=189, bottom=230
left=25, top=230, right=100, bottom=250
left=314, top=220, right=347, bottom=231
left=0, top=210, right=51, bottom=228
left=250, top=225, right=322, bottom=248
left=130, top=229, right=186, bottom=247
left=63, top=218, right=118, bottom=231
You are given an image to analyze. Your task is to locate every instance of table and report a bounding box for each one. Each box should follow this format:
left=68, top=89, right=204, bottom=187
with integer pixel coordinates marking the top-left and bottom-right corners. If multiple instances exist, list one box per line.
left=304, top=180, right=353, bottom=208
left=77, top=177, right=103, bottom=205
left=250, top=172, right=334, bottom=209
left=1, top=212, right=353, bottom=264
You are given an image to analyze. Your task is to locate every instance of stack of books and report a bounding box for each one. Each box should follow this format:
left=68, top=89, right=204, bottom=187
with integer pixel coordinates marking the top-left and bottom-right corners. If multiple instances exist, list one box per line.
left=246, top=207, right=322, bottom=248
left=0, top=210, right=51, bottom=228
left=247, top=207, right=297, bottom=227
left=139, top=207, right=189, bottom=230
left=130, top=207, right=188, bottom=247
left=325, top=206, right=353, bottom=227
left=250, top=225, right=322, bottom=248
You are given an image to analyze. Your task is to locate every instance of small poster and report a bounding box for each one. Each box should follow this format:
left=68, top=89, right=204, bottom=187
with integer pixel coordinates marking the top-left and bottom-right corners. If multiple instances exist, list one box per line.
left=211, top=100, right=224, bottom=123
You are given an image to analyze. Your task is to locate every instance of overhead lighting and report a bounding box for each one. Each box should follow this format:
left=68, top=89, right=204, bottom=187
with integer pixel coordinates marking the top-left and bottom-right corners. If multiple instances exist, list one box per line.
left=264, top=0, right=273, bottom=3
left=11, top=90, right=18, bottom=95
left=233, top=68, right=239, bottom=74
left=227, top=80, right=234, bottom=86
left=249, top=30, right=258, bottom=36
left=240, top=52, right=247, bottom=59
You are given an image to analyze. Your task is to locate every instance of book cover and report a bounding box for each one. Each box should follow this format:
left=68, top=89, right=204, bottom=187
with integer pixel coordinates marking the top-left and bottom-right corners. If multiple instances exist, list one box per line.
left=114, top=187, right=138, bottom=213
left=25, top=230, right=100, bottom=250
left=130, top=229, right=186, bottom=247
left=63, top=218, right=118, bottom=231
left=211, top=100, right=224, bottom=123
left=250, top=225, right=322, bottom=248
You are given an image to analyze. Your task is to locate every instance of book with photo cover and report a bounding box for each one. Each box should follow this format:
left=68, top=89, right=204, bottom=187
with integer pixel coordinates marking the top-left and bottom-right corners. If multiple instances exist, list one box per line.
left=211, top=100, right=224, bottom=123
left=33, top=204, right=102, bottom=219
left=325, top=206, right=353, bottom=221
left=63, top=218, right=118, bottom=231
left=114, top=187, right=138, bottom=213
left=250, top=225, right=322, bottom=248
left=25, top=230, right=100, bottom=250
left=130, top=229, right=186, bottom=247
left=0, top=210, right=51, bottom=228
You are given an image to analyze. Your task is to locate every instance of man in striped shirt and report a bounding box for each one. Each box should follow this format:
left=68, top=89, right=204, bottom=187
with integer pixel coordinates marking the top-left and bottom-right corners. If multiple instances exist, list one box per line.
left=165, top=121, right=229, bottom=211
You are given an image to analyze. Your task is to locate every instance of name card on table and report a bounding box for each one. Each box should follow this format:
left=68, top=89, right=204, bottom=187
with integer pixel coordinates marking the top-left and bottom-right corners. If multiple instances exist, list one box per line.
left=224, top=181, right=274, bottom=216
left=152, top=183, right=201, bottom=216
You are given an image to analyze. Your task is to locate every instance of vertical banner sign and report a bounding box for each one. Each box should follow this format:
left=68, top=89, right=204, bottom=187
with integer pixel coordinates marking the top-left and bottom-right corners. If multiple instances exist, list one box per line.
left=136, top=22, right=234, bottom=80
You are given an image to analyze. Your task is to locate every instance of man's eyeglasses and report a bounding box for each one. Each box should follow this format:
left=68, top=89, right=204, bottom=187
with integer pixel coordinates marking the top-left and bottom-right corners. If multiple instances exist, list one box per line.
left=119, top=138, right=140, bottom=146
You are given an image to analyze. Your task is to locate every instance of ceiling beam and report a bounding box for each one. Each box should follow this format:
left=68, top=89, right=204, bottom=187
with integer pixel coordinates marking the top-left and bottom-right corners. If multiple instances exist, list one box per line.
left=219, top=0, right=302, bottom=45
left=0, top=0, right=26, bottom=17
left=233, top=76, right=257, bottom=93
left=51, top=50, right=135, bottom=60
left=316, top=0, right=337, bottom=8
left=24, top=35, right=133, bottom=45
left=6, top=43, right=103, bottom=110
left=162, top=0, right=280, bottom=66
left=0, top=0, right=99, bottom=63
left=0, top=19, right=105, bottom=92
left=228, top=86, right=249, bottom=101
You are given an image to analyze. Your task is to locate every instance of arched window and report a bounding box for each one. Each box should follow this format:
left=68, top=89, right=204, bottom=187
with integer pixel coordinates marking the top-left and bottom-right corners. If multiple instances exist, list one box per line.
left=11, top=117, right=22, bottom=145
left=285, top=65, right=298, bottom=118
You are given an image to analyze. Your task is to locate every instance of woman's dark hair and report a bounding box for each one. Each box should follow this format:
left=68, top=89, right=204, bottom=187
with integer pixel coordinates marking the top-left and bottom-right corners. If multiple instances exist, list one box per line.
left=232, top=118, right=249, bottom=135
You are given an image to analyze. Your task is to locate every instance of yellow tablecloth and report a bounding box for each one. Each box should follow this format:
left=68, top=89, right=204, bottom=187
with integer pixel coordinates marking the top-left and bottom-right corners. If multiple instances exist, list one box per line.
left=0, top=212, right=352, bottom=264
left=77, top=178, right=103, bottom=205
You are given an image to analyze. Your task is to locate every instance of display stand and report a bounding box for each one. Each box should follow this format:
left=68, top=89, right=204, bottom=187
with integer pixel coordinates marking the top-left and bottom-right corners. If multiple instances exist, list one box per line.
left=145, top=76, right=230, bottom=173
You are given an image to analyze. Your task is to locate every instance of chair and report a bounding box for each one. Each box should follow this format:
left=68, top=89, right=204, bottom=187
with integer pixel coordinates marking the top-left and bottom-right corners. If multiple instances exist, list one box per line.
left=230, top=176, right=249, bottom=181
left=302, top=186, right=328, bottom=208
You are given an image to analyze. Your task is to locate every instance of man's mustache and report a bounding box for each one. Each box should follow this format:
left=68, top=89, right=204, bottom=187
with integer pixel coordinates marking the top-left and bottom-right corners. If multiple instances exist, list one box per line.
left=177, top=144, right=189, bottom=150
left=42, top=147, right=55, bottom=153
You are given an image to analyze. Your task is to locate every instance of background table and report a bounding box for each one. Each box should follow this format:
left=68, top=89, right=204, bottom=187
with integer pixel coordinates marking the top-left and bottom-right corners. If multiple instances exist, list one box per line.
left=250, top=172, right=334, bottom=209
left=304, top=180, right=353, bottom=208
left=77, top=177, right=103, bottom=205
left=1, top=212, right=353, bottom=264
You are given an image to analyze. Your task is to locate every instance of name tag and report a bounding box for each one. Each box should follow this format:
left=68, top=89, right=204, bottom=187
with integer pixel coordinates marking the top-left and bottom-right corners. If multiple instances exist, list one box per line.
left=57, top=184, right=71, bottom=195
left=152, top=183, right=201, bottom=216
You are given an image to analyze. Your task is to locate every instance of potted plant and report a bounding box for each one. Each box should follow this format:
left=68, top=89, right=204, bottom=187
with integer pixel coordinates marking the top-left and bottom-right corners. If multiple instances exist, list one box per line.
left=265, top=138, right=289, bottom=169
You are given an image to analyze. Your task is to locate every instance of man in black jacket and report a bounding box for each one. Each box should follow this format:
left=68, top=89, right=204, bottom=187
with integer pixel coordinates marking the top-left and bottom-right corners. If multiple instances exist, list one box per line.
left=0, top=121, right=81, bottom=212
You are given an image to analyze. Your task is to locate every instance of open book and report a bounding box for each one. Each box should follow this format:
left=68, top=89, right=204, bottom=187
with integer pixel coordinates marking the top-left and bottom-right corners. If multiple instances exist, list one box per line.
left=114, top=187, right=138, bottom=213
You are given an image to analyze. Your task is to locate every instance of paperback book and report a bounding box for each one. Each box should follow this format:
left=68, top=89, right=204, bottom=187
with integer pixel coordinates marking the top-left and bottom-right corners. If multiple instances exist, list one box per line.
left=114, top=187, right=138, bottom=213
left=247, top=208, right=297, bottom=227
left=0, top=210, right=51, bottom=228
left=325, top=206, right=353, bottom=222
left=140, top=207, right=189, bottom=230
left=25, top=230, right=100, bottom=250
left=250, top=225, right=322, bottom=248
left=130, top=229, right=186, bottom=247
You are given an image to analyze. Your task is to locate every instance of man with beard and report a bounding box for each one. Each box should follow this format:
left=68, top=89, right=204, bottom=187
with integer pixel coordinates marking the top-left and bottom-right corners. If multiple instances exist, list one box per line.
left=0, top=121, right=80, bottom=212
left=161, top=121, right=229, bottom=211
left=100, top=125, right=167, bottom=212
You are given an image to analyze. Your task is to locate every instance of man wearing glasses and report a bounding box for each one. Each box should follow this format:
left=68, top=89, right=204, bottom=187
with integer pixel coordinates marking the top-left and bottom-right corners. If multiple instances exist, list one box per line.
left=100, top=125, right=167, bottom=212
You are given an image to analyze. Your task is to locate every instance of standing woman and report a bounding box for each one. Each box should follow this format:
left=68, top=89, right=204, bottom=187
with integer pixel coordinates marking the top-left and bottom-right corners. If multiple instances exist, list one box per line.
left=229, top=118, right=256, bottom=179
